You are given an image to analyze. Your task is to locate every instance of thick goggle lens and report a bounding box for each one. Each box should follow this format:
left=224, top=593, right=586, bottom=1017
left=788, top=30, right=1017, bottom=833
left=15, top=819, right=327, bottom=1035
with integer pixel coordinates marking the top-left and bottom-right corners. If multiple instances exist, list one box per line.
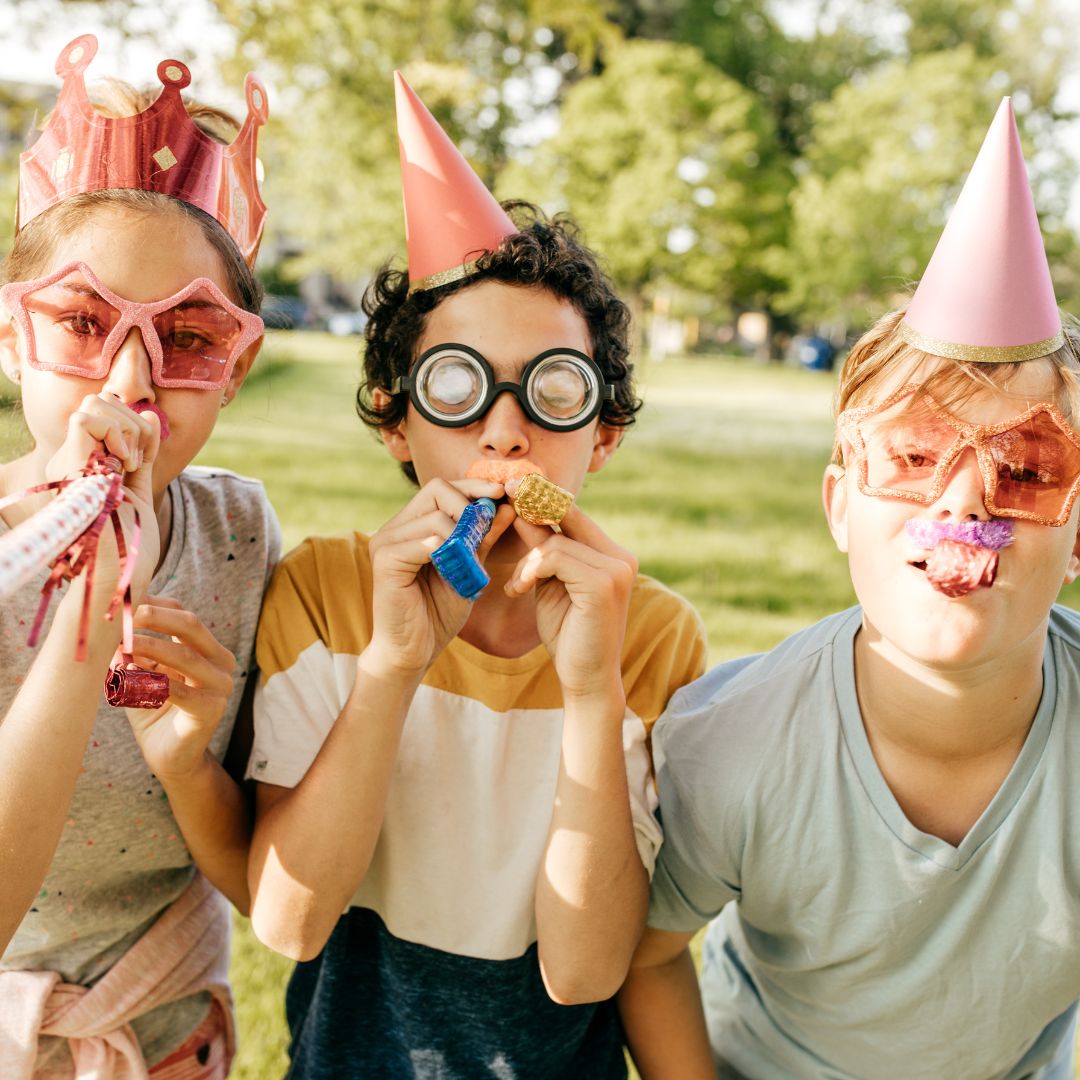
left=527, top=353, right=598, bottom=426
left=416, top=349, right=487, bottom=421
left=400, top=345, right=609, bottom=431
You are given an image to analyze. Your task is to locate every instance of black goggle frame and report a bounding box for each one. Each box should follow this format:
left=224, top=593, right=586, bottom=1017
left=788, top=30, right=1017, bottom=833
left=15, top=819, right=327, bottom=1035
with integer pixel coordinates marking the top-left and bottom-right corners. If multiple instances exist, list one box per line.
left=391, top=343, right=614, bottom=432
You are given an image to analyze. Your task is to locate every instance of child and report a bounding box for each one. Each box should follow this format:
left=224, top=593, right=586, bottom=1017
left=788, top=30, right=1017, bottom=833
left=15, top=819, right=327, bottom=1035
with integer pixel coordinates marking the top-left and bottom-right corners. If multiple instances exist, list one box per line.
left=245, top=74, right=706, bottom=1078
left=0, top=35, right=279, bottom=1077
left=619, top=98, right=1080, bottom=1080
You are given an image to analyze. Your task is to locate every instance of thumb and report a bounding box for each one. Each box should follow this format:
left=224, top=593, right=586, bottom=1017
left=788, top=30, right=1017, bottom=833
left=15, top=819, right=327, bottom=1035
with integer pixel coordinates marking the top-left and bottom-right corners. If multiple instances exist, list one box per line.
left=127, top=409, right=161, bottom=500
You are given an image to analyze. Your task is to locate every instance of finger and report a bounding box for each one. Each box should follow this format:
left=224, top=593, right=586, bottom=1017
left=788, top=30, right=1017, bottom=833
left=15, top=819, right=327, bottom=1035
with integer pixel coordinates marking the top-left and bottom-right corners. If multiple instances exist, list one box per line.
left=55, top=397, right=144, bottom=475
left=128, top=633, right=235, bottom=694
left=156, top=678, right=229, bottom=718
left=476, top=503, right=517, bottom=562
left=505, top=537, right=634, bottom=596
left=82, top=393, right=156, bottom=472
left=130, top=606, right=236, bottom=672
left=548, top=503, right=638, bottom=573
left=141, top=595, right=184, bottom=611
left=381, top=478, right=502, bottom=534
left=370, top=509, right=458, bottom=554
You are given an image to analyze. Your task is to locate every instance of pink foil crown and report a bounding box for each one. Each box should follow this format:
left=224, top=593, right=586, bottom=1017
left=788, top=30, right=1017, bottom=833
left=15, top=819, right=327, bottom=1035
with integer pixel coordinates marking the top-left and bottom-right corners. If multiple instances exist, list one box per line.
left=17, top=34, right=269, bottom=267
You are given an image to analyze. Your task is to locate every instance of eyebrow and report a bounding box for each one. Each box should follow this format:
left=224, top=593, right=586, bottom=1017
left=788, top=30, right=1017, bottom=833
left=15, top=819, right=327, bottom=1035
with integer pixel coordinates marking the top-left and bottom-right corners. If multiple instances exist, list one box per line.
left=56, top=283, right=226, bottom=315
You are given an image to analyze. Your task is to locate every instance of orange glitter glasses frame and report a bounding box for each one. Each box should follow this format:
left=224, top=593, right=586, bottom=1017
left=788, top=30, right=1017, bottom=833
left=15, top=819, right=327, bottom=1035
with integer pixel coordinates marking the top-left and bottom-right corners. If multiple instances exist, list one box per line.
left=836, top=383, right=1080, bottom=527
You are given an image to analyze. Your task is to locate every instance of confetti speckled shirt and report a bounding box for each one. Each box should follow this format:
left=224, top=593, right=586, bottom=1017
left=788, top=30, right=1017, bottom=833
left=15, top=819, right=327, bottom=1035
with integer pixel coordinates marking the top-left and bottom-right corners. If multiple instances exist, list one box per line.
left=0, top=466, right=280, bottom=1070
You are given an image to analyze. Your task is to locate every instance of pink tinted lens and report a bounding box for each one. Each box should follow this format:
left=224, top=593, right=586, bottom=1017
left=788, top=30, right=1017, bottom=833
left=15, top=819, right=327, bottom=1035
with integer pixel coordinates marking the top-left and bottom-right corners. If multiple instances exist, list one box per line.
left=151, top=289, right=245, bottom=386
left=859, top=401, right=958, bottom=495
left=987, top=412, right=1080, bottom=517
left=23, top=271, right=122, bottom=375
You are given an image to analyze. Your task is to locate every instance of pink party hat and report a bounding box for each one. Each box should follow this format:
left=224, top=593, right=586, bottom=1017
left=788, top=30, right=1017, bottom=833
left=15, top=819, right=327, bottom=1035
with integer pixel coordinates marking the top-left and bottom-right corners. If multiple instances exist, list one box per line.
left=901, top=98, right=1063, bottom=363
left=395, top=71, right=516, bottom=292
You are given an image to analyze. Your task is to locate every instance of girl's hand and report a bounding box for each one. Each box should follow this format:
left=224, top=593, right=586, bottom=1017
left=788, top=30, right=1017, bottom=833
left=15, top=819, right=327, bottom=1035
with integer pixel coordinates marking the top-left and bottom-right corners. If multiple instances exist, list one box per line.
left=122, top=596, right=237, bottom=783
left=505, top=507, right=638, bottom=701
left=48, top=392, right=161, bottom=603
left=365, top=478, right=515, bottom=677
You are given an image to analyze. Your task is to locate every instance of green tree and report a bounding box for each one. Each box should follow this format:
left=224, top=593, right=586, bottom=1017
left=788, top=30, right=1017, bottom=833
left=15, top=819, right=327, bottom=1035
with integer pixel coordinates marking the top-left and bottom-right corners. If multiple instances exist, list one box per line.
left=498, top=38, right=789, bottom=313
left=208, top=0, right=619, bottom=277
left=778, top=46, right=1077, bottom=324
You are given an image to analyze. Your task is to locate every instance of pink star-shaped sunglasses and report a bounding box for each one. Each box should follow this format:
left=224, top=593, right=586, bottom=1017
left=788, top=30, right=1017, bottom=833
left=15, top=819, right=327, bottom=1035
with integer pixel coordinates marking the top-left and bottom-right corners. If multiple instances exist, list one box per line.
left=837, top=383, right=1080, bottom=527
left=0, top=262, right=263, bottom=390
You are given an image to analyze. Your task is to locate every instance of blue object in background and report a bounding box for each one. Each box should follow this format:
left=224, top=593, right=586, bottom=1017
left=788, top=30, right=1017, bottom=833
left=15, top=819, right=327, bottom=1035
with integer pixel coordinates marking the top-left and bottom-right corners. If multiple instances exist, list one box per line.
left=430, top=498, right=497, bottom=600
left=794, top=335, right=836, bottom=371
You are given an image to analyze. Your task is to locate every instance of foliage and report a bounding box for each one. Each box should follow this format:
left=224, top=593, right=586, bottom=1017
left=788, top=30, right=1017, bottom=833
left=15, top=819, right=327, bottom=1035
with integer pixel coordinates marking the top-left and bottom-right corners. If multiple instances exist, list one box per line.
left=209, top=0, right=618, bottom=279
left=498, top=39, right=790, bottom=308
left=776, top=47, right=1073, bottom=323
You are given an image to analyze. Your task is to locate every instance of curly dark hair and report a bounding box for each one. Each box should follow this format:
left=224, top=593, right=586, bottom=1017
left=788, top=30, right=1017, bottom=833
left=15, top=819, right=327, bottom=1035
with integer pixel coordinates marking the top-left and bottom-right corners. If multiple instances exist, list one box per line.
left=357, top=201, right=640, bottom=483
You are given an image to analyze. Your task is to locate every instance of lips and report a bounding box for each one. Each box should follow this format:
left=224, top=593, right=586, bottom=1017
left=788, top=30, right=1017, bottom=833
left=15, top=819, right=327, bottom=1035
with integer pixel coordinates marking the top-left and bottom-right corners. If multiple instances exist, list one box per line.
left=465, top=459, right=542, bottom=484
left=130, top=401, right=170, bottom=442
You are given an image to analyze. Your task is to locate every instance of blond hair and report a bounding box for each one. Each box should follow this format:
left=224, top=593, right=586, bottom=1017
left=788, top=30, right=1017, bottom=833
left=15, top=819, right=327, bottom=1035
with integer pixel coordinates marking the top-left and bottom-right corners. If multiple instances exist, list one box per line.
left=832, top=307, right=1080, bottom=463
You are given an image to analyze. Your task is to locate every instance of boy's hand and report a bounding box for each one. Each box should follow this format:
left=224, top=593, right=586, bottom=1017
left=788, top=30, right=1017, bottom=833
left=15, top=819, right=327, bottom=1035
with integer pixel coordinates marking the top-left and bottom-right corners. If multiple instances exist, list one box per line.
left=505, top=506, right=637, bottom=700
left=122, top=596, right=237, bottom=783
left=366, top=478, right=514, bottom=677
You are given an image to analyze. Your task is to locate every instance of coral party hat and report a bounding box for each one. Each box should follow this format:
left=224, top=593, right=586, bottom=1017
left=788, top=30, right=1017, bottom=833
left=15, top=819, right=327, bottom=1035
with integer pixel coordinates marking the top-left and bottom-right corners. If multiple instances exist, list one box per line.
left=394, top=71, right=516, bottom=292
left=901, top=98, right=1063, bottom=363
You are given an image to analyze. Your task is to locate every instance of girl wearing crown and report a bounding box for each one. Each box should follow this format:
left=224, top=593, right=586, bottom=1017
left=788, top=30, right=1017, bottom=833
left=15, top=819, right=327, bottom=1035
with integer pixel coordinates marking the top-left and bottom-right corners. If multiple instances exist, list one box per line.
left=0, top=36, right=278, bottom=1078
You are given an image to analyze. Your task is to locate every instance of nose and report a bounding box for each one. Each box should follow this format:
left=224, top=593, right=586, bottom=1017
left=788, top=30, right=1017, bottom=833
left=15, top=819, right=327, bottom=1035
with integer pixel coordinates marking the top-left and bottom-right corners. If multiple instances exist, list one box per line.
left=100, top=325, right=156, bottom=405
left=478, top=389, right=531, bottom=458
left=933, top=446, right=989, bottom=521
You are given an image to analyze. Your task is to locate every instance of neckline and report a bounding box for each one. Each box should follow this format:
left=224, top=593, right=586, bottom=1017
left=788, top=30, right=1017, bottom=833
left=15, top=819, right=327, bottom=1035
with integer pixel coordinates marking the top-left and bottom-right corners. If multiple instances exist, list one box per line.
left=834, top=609, right=1056, bottom=870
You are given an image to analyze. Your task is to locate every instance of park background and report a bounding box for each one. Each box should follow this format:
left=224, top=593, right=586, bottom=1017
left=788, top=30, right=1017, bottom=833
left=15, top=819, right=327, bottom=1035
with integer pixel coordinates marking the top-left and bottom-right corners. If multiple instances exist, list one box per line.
left=3, top=0, right=1080, bottom=1074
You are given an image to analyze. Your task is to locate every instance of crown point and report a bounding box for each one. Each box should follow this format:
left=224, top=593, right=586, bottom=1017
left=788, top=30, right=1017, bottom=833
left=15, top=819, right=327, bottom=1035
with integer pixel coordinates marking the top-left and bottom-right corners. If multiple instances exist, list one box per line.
left=244, top=74, right=270, bottom=125
left=156, top=59, right=191, bottom=90
left=56, top=34, right=97, bottom=78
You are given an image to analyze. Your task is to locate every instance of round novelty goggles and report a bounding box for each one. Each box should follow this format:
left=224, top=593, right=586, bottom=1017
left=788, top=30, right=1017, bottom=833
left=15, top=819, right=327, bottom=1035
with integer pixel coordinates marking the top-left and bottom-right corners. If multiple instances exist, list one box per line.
left=0, top=262, right=264, bottom=390
left=837, top=383, right=1080, bottom=526
left=391, top=343, right=614, bottom=431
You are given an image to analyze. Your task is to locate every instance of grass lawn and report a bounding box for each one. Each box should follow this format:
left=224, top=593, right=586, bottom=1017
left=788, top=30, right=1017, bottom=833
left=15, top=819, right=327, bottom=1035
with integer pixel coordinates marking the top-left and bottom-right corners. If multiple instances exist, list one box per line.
left=4, top=331, right=1078, bottom=1076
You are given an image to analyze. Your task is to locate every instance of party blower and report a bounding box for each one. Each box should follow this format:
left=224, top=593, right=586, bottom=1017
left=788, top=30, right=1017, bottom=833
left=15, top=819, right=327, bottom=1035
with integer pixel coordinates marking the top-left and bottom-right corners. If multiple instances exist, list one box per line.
left=0, top=453, right=169, bottom=708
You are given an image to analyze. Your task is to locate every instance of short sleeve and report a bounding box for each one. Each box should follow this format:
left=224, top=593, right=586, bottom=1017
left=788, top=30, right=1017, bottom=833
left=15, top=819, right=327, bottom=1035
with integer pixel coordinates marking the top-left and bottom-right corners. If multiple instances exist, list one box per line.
left=246, top=539, right=361, bottom=788
left=646, top=670, right=752, bottom=932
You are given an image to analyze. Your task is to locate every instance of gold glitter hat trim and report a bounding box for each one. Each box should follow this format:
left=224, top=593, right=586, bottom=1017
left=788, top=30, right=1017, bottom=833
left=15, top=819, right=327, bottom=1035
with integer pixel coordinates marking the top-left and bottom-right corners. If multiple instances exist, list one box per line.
left=408, top=258, right=483, bottom=294
left=899, top=320, right=1064, bottom=364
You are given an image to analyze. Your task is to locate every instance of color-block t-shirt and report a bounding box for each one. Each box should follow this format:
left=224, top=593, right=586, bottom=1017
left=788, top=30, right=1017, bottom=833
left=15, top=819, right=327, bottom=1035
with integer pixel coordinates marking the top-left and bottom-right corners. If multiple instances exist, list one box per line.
left=649, top=605, right=1080, bottom=1080
left=249, top=532, right=707, bottom=1079
left=1, top=467, right=280, bottom=1070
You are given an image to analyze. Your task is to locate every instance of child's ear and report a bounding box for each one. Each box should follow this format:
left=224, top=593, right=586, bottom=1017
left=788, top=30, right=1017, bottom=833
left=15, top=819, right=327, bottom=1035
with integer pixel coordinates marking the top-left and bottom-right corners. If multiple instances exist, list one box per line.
left=1064, top=524, right=1080, bottom=586
left=222, top=337, right=263, bottom=404
left=0, top=307, right=21, bottom=386
left=371, top=387, right=413, bottom=463
left=822, top=464, right=849, bottom=553
left=586, top=422, right=623, bottom=473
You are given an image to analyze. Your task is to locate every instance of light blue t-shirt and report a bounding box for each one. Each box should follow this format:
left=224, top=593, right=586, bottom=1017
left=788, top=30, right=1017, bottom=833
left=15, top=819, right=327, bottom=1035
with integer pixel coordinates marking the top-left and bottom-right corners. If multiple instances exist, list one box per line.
left=649, top=605, right=1080, bottom=1080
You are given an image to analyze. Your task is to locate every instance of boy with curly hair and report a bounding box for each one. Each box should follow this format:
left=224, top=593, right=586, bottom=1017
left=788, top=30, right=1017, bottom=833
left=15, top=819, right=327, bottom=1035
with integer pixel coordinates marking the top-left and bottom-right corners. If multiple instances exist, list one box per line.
left=245, top=75, right=705, bottom=1078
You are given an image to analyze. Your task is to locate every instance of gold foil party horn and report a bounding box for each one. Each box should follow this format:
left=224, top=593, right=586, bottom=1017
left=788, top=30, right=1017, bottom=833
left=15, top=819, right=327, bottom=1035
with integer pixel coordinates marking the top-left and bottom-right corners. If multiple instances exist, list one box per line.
left=510, top=473, right=574, bottom=526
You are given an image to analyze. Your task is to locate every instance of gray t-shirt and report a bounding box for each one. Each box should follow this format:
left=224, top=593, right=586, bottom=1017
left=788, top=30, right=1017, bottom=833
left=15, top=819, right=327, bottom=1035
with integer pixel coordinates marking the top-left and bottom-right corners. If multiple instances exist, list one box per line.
left=650, top=605, right=1080, bottom=1080
left=0, top=466, right=280, bottom=1069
